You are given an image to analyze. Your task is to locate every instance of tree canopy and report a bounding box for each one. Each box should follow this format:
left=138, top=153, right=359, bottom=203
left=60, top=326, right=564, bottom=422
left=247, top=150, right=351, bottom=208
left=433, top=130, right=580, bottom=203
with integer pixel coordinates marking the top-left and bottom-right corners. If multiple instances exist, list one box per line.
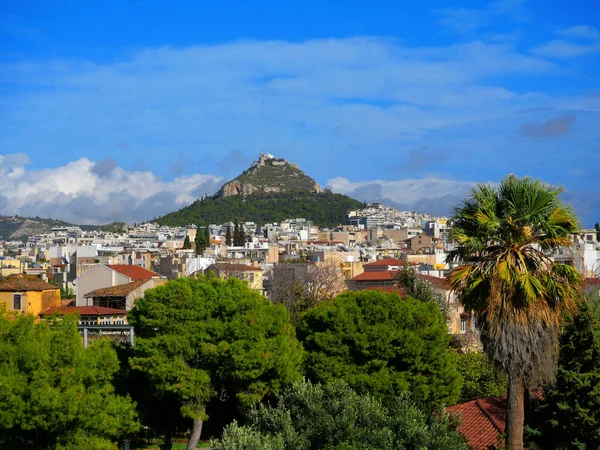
left=447, top=175, right=583, bottom=450
left=0, top=311, right=139, bottom=449
left=527, top=298, right=600, bottom=449
left=212, top=379, right=468, bottom=450
left=128, top=275, right=304, bottom=448
left=297, top=289, right=461, bottom=410
left=155, top=191, right=365, bottom=229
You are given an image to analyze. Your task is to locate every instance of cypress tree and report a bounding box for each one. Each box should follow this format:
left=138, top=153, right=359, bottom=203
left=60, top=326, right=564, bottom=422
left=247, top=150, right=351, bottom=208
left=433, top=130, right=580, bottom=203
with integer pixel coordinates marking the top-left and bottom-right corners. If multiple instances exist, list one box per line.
left=204, top=225, right=210, bottom=246
left=195, top=228, right=206, bottom=256
left=225, top=225, right=232, bottom=246
left=182, top=235, right=192, bottom=249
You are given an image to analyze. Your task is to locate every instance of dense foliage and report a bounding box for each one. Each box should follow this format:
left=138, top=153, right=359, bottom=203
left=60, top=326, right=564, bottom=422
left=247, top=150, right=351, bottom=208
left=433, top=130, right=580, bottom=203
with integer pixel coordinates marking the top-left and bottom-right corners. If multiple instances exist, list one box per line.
left=211, top=379, right=468, bottom=450
left=455, top=351, right=507, bottom=403
left=0, top=311, right=139, bottom=449
left=128, top=275, right=304, bottom=448
left=394, top=263, right=449, bottom=320
left=527, top=298, right=600, bottom=449
left=297, top=290, right=461, bottom=410
left=156, top=191, right=365, bottom=228
left=447, top=175, right=582, bottom=450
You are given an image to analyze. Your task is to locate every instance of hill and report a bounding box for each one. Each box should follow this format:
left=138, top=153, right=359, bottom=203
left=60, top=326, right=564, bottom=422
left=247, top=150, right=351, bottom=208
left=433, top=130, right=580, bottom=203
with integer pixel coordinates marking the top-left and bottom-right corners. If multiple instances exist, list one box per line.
left=0, top=216, right=75, bottom=241
left=157, top=153, right=365, bottom=228
left=156, top=191, right=365, bottom=228
left=217, top=152, right=322, bottom=197
left=0, top=216, right=99, bottom=241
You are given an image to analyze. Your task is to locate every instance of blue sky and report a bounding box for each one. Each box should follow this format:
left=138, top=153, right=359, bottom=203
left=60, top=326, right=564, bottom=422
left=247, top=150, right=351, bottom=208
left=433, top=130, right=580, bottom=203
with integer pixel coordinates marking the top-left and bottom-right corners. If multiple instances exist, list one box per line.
left=1, top=0, right=599, bottom=225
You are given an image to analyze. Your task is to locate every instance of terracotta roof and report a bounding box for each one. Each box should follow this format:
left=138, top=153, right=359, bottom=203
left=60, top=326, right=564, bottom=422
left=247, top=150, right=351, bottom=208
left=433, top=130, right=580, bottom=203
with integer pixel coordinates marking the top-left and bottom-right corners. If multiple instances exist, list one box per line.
left=363, top=258, right=405, bottom=267
left=106, top=264, right=161, bottom=280
left=353, top=270, right=398, bottom=282
left=447, top=396, right=506, bottom=450
left=39, top=306, right=127, bottom=316
left=84, top=279, right=148, bottom=298
left=585, top=278, right=600, bottom=285
left=212, top=263, right=263, bottom=272
left=0, top=274, right=59, bottom=292
left=418, top=274, right=451, bottom=289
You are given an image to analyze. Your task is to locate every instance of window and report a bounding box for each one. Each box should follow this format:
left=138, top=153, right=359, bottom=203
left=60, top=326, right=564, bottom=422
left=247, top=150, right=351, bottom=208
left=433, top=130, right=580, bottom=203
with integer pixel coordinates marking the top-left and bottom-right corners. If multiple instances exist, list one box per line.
left=460, top=317, right=467, bottom=334
left=13, top=294, right=22, bottom=310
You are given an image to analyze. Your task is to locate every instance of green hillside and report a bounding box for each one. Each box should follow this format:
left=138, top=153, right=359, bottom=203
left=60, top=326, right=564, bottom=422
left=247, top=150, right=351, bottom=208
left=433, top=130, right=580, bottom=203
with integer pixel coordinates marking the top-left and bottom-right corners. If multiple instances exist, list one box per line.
left=156, top=191, right=365, bottom=228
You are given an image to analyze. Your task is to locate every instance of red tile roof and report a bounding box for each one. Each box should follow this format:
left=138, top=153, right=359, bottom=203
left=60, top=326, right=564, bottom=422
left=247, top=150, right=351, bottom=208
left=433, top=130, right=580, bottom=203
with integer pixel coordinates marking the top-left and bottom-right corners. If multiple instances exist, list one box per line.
left=39, top=306, right=127, bottom=316
left=585, top=278, right=600, bottom=285
left=447, top=396, right=506, bottom=450
left=418, top=274, right=451, bottom=289
left=352, top=270, right=398, bottom=282
left=106, top=264, right=161, bottom=280
left=0, top=274, right=59, bottom=292
left=363, top=258, right=405, bottom=267
left=84, top=279, right=148, bottom=298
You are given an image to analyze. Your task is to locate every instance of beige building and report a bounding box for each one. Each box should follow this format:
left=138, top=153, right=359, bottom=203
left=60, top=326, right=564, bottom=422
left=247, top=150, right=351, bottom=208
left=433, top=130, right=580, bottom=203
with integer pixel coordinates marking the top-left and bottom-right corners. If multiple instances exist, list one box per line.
left=74, top=264, right=165, bottom=306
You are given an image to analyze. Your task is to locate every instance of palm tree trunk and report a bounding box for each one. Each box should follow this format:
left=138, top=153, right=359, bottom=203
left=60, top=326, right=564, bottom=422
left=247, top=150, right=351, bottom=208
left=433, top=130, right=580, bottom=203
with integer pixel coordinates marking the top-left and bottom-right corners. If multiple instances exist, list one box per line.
left=505, top=374, right=525, bottom=450
left=186, top=418, right=203, bottom=450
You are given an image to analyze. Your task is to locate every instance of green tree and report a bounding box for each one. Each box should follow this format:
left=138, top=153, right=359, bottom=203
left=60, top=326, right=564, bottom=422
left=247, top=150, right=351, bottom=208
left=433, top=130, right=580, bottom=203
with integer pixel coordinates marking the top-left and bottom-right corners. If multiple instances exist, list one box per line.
left=447, top=175, right=583, bottom=450
left=527, top=298, right=600, bottom=449
left=182, top=235, right=192, bottom=249
left=298, top=290, right=461, bottom=411
left=394, top=262, right=449, bottom=320
left=455, top=351, right=507, bottom=403
left=233, top=219, right=245, bottom=246
left=194, top=227, right=206, bottom=255
left=212, top=379, right=468, bottom=450
left=233, top=219, right=240, bottom=246
left=225, top=225, right=232, bottom=246
left=204, top=225, right=210, bottom=246
left=128, top=275, right=304, bottom=449
left=595, top=222, right=600, bottom=242
left=0, top=311, right=139, bottom=449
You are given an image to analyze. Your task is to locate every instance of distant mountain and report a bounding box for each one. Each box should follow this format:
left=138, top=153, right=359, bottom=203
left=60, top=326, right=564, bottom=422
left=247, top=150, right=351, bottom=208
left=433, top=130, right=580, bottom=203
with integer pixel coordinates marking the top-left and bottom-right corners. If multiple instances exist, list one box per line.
left=157, top=154, right=365, bottom=228
left=0, top=216, right=99, bottom=241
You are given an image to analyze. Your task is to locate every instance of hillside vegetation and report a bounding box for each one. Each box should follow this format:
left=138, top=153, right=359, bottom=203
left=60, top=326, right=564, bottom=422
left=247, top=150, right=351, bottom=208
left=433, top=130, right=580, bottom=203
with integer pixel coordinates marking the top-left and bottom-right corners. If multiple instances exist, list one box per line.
left=156, top=191, right=365, bottom=228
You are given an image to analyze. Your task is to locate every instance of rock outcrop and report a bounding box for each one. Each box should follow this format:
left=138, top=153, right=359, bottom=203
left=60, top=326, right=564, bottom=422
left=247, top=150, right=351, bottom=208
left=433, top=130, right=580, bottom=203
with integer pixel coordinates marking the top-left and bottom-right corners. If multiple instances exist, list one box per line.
left=216, top=153, right=322, bottom=198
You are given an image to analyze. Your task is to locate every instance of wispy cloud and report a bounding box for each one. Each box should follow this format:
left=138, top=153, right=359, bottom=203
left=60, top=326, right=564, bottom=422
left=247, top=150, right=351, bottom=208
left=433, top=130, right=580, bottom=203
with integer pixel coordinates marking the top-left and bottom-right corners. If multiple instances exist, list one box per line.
left=519, top=114, right=575, bottom=139
left=557, top=25, right=600, bottom=40
left=533, top=40, right=600, bottom=58
left=533, top=24, right=600, bottom=58
left=435, top=0, right=529, bottom=33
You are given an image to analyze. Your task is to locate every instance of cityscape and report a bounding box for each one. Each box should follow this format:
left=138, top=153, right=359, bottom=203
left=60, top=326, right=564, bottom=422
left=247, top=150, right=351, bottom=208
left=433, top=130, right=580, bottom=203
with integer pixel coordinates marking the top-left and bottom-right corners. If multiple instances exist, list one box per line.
left=1, top=1, right=599, bottom=449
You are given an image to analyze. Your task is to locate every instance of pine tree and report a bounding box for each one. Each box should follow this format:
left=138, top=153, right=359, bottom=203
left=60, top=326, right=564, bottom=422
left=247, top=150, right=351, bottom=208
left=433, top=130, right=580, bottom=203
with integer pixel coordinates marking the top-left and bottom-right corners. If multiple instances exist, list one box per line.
left=182, top=235, right=192, bottom=249
left=204, top=225, right=210, bottom=247
left=225, top=225, right=232, bottom=246
left=528, top=299, right=600, bottom=449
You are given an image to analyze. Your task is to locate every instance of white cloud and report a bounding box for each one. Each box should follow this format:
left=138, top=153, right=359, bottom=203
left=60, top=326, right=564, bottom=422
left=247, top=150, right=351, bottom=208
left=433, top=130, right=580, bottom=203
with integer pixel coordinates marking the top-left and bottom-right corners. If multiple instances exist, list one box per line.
left=533, top=40, right=600, bottom=58
left=557, top=25, right=600, bottom=40
left=0, top=154, right=223, bottom=224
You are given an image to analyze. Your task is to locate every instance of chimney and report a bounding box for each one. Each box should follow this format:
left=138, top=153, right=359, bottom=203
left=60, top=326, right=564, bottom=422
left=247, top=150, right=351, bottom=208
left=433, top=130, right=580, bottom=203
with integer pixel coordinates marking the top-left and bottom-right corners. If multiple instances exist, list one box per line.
left=252, top=260, right=259, bottom=268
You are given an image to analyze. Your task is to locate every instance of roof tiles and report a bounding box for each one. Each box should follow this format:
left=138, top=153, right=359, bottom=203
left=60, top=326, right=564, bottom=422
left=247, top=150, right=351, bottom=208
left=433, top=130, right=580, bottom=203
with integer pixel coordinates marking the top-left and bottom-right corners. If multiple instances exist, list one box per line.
left=106, top=264, right=161, bottom=280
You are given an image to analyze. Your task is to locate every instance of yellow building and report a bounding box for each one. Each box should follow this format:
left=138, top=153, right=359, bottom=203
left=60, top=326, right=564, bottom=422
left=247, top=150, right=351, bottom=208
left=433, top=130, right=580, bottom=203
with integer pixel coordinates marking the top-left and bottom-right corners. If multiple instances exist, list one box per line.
left=205, top=262, right=264, bottom=293
left=0, top=274, right=61, bottom=316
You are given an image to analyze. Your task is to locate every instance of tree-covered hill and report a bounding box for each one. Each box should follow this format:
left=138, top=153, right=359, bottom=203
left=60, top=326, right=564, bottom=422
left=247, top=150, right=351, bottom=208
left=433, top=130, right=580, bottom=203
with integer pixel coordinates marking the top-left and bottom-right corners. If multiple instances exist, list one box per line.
left=156, top=191, right=365, bottom=228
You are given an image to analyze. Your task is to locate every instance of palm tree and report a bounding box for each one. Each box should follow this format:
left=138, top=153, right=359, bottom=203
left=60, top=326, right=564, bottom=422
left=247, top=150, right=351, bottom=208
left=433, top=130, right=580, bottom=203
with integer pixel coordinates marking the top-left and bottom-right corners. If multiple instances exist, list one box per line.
left=447, top=175, right=583, bottom=450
